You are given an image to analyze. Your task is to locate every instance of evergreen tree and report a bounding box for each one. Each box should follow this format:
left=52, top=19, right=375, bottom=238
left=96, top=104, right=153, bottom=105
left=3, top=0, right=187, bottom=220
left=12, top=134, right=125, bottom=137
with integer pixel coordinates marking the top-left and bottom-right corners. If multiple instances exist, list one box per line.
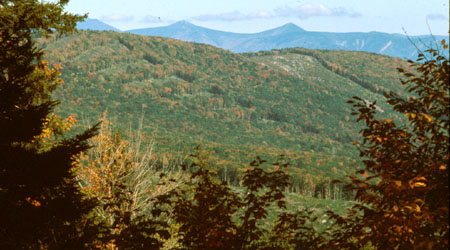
left=0, top=1, right=102, bottom=248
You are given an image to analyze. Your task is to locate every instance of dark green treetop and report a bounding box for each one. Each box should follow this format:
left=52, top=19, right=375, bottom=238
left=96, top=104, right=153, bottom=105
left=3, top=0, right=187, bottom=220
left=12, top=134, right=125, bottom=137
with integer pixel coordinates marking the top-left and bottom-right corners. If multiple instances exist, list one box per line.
left=0, top=1, right=103, bottom=248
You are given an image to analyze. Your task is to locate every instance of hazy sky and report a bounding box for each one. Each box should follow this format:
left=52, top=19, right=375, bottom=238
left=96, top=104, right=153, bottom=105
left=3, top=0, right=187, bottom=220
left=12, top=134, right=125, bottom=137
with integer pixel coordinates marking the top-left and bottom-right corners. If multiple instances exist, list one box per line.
left=65, top=0, right=449, bottom=35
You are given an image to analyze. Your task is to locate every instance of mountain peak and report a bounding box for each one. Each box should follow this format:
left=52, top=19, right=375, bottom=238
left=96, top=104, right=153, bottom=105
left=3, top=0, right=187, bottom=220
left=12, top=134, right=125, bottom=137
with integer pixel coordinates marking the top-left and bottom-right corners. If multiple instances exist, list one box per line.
left=171, top=20, right=195, bottom=27
left=279, top=22, right=305, bottom=32
left=259, top=22, right=305, bottom=36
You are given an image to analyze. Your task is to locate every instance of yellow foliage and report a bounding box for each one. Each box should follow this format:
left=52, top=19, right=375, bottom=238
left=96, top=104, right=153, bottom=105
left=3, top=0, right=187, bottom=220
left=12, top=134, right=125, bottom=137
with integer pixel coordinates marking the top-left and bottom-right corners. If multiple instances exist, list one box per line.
left=420, top=113, right=432, bottom=122
left=74, top=113, right=188, bottom=241
left=25, top=197, right=41, bottom=207
left=412, top=182, right=426, bottom=188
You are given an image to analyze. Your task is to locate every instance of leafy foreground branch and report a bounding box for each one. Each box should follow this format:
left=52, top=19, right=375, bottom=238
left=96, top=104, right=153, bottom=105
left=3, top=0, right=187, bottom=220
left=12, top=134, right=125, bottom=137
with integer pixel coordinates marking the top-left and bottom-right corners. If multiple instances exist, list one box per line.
left=326, top=41, right=449, bottom=250
left=170, top=151, right=296, bottom=250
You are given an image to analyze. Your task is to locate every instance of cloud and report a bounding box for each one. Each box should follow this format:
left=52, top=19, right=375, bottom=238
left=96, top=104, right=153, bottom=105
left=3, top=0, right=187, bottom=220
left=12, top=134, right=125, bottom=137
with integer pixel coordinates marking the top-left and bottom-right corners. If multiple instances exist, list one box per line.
left=191, top=4, right=360, bottom=22
left=275, top=4, right=361, bottom=19
left=192, top=11, right=273, bottom=22
left=100, top=14, right=134, bottom=22
left=426, top=13, right=447, bottom=21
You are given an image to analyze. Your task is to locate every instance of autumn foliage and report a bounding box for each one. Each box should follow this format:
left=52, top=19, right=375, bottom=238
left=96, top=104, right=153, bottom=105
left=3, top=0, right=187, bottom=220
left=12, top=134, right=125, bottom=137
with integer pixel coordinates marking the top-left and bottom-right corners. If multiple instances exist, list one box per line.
left=327, top=41, right=449, bottom=249
left=2, top=0, right=449, bottom=249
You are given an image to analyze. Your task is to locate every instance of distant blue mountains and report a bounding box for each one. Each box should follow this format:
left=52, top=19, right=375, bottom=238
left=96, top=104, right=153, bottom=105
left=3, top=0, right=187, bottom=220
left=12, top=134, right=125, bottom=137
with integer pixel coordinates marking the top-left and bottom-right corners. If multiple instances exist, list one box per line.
left=77, top=19, right=448, bottom=59
left=76, top=18, right=121, bottom=32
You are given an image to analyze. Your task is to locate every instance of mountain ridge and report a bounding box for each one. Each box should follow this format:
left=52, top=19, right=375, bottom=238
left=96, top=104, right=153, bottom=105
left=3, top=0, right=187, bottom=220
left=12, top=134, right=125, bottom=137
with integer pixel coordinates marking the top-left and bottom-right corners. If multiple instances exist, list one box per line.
left=76, top=18, right=121, bottom=32
left=125, top=21, right=447, bottom=58
left=76, top=19, right=447, bottom=59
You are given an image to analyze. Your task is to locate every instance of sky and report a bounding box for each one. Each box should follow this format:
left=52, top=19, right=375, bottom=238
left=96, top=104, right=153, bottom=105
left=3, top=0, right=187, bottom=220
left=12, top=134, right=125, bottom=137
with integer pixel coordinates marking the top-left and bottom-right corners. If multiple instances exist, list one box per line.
left=64, top=0, right=449, bottom=35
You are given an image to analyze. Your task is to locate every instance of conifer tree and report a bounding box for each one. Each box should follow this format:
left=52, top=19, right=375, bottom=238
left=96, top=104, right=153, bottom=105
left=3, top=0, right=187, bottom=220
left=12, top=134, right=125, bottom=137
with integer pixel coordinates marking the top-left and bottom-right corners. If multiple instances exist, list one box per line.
left=0, top=1, right=102, bottom=248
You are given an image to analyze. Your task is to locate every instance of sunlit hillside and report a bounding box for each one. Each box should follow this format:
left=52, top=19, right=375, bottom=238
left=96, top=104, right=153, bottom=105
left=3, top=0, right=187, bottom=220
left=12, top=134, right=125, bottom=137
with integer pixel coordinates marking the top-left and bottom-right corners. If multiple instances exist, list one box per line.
left=39, top=30, right=408, bottom=184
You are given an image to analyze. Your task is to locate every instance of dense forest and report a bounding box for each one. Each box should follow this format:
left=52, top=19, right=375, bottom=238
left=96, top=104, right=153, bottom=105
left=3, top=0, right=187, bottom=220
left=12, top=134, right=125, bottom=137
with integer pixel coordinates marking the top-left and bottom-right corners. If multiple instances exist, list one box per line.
left=0, top=0, right=448, bottom=249
left=36, top=29, right=414, bottom=198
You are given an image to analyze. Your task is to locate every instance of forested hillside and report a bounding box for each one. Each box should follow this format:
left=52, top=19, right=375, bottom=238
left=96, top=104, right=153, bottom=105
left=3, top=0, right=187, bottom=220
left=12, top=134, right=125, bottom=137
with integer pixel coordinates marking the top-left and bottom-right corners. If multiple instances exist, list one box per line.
left=37, top=30, right=410, bottom=188
left=3, top=1, right=448, bottom=247
left=245, top=48, right=412, bottom=95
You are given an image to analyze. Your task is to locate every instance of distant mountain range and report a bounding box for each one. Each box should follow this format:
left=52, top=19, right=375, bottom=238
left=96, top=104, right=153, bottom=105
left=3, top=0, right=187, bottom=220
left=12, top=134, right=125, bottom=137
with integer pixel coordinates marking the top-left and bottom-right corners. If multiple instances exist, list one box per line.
left=77, top=19, right=448, bottom=59
left=76, top=18, right=121, bottom=32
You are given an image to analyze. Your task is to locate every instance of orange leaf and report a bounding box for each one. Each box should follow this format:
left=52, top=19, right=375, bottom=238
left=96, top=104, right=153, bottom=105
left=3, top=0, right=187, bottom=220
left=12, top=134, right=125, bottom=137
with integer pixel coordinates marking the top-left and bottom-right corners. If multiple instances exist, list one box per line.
left=413, top=182, right=426, bottom=188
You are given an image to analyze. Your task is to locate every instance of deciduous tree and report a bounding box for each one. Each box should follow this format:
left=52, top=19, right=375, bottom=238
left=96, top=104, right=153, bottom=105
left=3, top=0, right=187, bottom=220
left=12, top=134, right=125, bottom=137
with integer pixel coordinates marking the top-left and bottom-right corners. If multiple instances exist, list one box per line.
left=328, top=41, right=449, bottom=250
